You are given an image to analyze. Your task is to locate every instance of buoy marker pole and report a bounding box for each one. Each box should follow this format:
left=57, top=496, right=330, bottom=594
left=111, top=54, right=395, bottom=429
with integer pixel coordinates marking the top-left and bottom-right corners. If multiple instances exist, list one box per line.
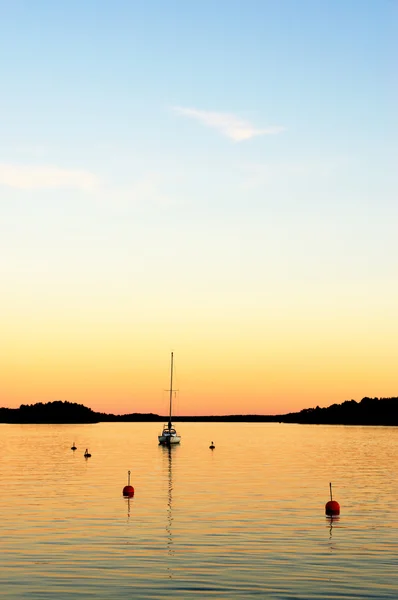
left=123, top=470, right=135, bottom=497
left=325, top=482, right=340, bottom=516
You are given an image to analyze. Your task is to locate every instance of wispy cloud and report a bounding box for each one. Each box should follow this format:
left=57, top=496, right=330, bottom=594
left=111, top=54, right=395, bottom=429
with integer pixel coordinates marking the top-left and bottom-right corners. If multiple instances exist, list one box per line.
left=0, top=163, right=99, bottom=191
left=173, top=106, right=285, bottom=141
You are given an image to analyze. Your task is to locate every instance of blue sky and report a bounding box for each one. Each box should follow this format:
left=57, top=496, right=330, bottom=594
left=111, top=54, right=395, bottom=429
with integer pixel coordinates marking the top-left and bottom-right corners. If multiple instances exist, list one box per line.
left=0, top=0, right=397, bottom=413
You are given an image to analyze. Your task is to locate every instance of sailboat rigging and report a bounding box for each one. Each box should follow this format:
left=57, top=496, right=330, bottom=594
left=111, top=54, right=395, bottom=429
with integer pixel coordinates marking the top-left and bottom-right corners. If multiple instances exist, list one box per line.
left=158, top=352, right=181, bottom=445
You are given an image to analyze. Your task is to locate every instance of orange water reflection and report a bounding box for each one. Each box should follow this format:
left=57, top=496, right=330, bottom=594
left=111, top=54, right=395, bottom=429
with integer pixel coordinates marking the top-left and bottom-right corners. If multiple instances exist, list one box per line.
left=0, top=422, right=397, bottom=598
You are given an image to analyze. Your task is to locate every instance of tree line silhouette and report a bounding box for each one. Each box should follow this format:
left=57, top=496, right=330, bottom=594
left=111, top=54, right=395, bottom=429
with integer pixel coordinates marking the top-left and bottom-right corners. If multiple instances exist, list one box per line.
left=281, top=396, right=398, bottom=426
left=0, top=401, right=166, bottom=423
left=0, top=396, right=397, bottom=425
left=0, top=401, right=99, bottom=424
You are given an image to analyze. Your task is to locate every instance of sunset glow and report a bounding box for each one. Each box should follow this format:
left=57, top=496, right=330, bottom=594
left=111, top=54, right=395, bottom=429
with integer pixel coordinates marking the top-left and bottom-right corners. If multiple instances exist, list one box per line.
left=1, top=1, right=396, bottom=416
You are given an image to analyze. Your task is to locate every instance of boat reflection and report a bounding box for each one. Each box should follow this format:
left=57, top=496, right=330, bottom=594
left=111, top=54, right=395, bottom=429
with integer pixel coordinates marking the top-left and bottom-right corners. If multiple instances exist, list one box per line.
left=164, top=444, right=175, bottom=557
left=161, top=442, right=180, bottom=582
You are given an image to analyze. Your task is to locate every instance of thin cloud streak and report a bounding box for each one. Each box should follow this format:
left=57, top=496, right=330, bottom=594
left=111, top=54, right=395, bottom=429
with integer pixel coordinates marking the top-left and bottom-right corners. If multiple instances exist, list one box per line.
left=0, top=163, right=99, bottom=191
left=173, top=106, right=285, bottom=141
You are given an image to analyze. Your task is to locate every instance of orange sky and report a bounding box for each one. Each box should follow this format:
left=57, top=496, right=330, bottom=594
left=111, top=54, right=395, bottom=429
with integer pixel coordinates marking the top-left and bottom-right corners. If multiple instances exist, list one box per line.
left=1, top=0, right=397, bottom=417
left=2, top=282, right=397, bottom=415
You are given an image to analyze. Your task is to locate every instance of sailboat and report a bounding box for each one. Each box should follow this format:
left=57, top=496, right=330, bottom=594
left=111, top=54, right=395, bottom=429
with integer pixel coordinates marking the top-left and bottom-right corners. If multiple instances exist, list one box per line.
left=158, top=352, right=181, bottom=445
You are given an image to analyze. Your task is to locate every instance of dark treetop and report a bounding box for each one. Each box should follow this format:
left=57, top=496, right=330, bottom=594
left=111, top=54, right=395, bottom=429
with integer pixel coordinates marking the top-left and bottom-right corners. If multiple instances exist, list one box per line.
left=0, top=397, right=397, bottom=425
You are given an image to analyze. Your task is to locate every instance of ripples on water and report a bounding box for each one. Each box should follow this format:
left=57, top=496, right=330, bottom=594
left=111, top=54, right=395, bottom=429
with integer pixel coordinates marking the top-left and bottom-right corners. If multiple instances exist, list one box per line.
left=0, top=423, right=397, bottom=599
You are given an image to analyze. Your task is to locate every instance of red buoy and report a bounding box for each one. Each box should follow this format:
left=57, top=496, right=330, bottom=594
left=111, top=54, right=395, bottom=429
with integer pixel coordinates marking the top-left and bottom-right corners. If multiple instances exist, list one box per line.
left=325, top=482, right=340, bottom=516
left=123, top=470, right=135, bottom=497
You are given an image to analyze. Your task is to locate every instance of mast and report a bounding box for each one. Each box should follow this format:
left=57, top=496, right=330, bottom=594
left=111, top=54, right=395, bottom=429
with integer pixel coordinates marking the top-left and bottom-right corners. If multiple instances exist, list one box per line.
left=168, top=352, right=173, bottom=429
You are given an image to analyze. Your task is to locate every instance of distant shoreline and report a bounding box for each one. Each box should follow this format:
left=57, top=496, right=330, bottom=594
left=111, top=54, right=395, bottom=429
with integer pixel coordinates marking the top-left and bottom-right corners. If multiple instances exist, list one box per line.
left=0, top=396, right=397, bottom=426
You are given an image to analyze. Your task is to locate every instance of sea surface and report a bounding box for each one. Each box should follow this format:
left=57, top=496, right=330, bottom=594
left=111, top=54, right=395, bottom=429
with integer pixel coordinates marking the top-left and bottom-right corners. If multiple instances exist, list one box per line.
left=0, top=422, right=397, bottom=599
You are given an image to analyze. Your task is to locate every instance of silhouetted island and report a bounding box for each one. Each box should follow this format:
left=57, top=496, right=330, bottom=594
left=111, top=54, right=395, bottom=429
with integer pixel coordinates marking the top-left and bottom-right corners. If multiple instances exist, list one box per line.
left=281, top=396, right=398, bottom=426
left=0, top=401, right=99, bottom=424
left=0, top=396, right=397, bottom=425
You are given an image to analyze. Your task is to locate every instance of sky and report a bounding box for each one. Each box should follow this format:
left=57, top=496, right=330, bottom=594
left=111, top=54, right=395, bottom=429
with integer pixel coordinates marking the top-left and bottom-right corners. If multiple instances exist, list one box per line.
left=1, top=0, right=397, bottom=416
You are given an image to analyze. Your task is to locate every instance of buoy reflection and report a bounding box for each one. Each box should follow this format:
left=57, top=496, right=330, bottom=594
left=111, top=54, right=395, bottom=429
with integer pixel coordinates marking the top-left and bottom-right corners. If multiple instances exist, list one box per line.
left=326, top=514, right=340, bottom=554
left=125, top=496, right=132, bottom=519
left=326, top=515, right=340, bottom=539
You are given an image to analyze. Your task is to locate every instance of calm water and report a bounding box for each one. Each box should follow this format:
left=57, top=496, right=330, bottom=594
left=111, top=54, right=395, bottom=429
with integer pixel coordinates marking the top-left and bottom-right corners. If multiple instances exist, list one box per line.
left=0, top=422, right=397, bottom=599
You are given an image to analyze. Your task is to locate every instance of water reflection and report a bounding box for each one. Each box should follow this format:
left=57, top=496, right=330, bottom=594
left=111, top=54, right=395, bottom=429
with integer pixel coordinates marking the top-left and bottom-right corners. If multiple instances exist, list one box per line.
left=326, top=515, right=340, bottom=554
left=326, top=515, right=340, bottom=539
left=2, top=423, right=397, bottom=600
left=164, top=445, right=174, bottom=557
left=161, top=444, right=177, bottom=582
left=125, top=496, right=132, bottom=519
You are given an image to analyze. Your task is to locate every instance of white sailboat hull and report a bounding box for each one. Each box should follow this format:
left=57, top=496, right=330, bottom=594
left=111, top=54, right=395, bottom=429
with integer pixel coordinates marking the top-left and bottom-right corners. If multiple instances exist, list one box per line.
left=158, top=431, right=181, bottom=445
left=158, top=435, right=181, bottom=445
